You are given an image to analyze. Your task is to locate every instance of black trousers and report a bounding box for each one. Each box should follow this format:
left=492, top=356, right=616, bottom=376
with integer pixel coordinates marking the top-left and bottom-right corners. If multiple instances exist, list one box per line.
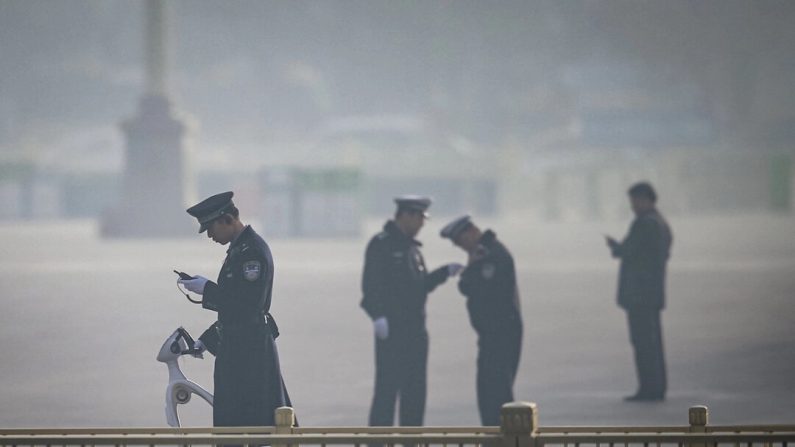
left=368, top=331, right=429, bottom=426
left=476, top=329, right=522, bottom=426
left=626, top=308, right=667, bottom=398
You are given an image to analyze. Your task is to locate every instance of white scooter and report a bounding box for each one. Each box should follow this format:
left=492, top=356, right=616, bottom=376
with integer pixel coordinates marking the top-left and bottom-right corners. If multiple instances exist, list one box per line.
left=156, top=327, right=214, bottom=427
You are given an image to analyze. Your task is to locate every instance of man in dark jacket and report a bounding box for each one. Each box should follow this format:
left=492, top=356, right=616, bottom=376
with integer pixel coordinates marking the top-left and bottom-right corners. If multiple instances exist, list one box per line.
left=606, top=182, right=672, bottom=402
left=441, top=215, right=523, bottom=425
left=178, top=191, right=292, bottom=426
left=361, top=196, right=462, bottom=427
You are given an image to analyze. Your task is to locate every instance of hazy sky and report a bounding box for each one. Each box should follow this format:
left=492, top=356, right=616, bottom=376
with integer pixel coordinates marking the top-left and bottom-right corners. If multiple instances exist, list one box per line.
left=2, top=0, right=794, bottom=160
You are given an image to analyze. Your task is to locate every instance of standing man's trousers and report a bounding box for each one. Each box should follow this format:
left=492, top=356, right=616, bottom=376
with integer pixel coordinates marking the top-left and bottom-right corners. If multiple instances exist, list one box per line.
left=627, top=308, right=667, bottom=398
left=369, top=331, right=429, bottom=426
left=476, top=330, right=522, bottom=426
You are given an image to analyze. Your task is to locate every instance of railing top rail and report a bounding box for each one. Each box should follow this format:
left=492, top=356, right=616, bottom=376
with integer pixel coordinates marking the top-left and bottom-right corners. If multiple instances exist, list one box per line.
left=537, top=426, right=691, bottom=433
left=536, top=432, right=795, bottom=443
left=0, top=433, right=500, bottom=445
left=538, top=424, right=795, bottom=433
left=3, top=402, right=794, bottom=444
left=4, top=431, right=795, bottom=445
left=0, top=426, right=502, bottom=435
left=708, top=424, right=795, bottom=432
left=4, top=424, right=795, bottom=436
left=294, top=426, right=502, bottom=434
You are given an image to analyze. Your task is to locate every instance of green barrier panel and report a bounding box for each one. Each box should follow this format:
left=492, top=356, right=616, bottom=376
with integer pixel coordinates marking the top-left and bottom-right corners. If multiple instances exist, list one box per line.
left=0, top=162, right=34, bottom=182
left=769, top=153, right=792, bottom=212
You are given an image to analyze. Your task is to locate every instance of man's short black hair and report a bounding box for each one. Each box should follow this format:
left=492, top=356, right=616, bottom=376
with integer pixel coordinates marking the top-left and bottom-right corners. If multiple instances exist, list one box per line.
left=628, top=182, right=657, bottom=202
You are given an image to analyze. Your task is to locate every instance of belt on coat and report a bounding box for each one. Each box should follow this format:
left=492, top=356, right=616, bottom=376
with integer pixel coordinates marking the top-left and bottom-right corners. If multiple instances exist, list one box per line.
left=219, top=312, right=280, bottom=339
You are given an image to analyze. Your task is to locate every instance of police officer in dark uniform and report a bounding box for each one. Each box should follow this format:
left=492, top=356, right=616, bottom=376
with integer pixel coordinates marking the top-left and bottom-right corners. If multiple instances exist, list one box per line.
left=178, top=191, right=292, bottom=426
left=605, top=182, right=672, bottom=402
left=361, top=196, right=463, bottom=427
left=441, top=215, right=523, bottom=426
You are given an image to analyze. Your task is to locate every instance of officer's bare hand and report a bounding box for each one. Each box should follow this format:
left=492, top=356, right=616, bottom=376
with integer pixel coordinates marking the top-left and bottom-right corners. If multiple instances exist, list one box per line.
left=373, top=317, right=389, bottom=340
left=446, top=262, right=464, bottom=277
left=178, top=276, right=209, bottom=295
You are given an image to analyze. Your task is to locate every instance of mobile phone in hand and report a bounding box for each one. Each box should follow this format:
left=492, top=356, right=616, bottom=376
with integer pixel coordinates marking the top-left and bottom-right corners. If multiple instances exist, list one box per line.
left=174, top=270, right=194, bottom=280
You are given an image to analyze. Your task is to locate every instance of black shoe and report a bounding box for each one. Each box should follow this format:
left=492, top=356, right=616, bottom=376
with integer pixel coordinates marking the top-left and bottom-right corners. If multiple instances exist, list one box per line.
left=623, top=393, right=665, bottom=402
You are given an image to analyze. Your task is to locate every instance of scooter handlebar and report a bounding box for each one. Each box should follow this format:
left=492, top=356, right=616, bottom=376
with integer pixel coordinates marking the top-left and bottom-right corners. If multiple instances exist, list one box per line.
left=171, top=327, right=199, bottom=356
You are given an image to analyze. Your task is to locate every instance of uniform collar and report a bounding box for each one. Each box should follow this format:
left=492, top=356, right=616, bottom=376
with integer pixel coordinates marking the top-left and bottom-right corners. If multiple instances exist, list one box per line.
left=479, top=229, right=496, bottom=245
left=227, top=225, right=252, bottom=253
left=384, top=220, right=422, bottom=247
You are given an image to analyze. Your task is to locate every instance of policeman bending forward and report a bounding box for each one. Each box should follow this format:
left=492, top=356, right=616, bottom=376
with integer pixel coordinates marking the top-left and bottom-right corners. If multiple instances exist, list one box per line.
left=179, top=191, right=293, bottom=426
left=441, top=215, right=523, bottom=426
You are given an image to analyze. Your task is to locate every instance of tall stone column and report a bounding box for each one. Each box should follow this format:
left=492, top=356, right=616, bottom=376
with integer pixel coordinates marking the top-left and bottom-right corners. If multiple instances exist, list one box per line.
left=101, top=0, right=193, bottom=238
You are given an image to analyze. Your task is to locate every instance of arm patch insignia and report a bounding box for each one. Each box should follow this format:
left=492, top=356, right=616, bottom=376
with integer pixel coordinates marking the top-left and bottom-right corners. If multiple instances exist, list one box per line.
left=243, top=260, right=262, bottom=281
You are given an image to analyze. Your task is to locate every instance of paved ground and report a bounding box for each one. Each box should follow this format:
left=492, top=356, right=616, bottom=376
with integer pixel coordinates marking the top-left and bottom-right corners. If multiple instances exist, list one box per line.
left=0, top=213, right=793, bottom=428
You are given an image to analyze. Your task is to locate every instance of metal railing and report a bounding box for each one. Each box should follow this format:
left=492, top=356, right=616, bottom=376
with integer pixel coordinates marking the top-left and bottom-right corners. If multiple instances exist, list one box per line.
left=2, top=403, right=794, bottom=447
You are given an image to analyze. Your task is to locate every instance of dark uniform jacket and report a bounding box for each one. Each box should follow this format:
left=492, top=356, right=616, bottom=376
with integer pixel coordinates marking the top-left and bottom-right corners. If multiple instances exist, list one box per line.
left=611, top=209, right=673, bottom=311
left=360, top=220, right=449, bottom=334
left=458, top=230, right=523, bottom=338
left=198, top=225, right=289, bottom=426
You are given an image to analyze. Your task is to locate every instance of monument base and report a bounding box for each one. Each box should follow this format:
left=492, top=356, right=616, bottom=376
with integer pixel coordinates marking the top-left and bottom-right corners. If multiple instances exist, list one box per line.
left=101, top=94, right=194, bottom=239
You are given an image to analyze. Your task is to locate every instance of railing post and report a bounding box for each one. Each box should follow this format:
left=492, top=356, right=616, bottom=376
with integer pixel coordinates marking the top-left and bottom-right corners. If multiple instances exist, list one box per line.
left=500, top=402, right=537, bottom=447
left=274, top=406, right=295, bottom=447
left=688, top=405, right=709, bottom=447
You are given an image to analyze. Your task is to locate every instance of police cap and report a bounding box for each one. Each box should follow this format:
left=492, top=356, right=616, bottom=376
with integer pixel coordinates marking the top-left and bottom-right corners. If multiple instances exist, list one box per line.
left=440, top=214, right=472, bottom=240
left=394, top=195, right=432, bottom=216
left=186, top=191, right=235, bottom=233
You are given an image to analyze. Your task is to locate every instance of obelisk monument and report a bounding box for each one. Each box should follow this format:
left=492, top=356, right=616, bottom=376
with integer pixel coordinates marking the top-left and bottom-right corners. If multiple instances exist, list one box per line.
left=101, top=0, right=193, bottom=237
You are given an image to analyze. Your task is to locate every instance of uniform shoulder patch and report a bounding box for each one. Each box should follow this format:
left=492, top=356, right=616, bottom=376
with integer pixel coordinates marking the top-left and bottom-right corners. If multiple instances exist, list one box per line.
left=242, top=260, right=262, bottom=281
left=481, top=263, right=496, bottom=279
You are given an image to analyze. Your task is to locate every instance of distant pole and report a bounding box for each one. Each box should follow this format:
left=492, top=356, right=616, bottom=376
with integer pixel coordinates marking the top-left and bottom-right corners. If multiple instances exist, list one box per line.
left=145, top=0, right=168, bottom=97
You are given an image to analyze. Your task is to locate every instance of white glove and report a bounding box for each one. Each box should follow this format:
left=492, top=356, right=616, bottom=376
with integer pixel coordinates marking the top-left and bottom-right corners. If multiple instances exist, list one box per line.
left=178, top=275, right=209, bottom=295
left=447, top=262, right=465, bottom=277
left=373, top=317, right=389, bottom=340
left=191, top=340, right=206, bottom=359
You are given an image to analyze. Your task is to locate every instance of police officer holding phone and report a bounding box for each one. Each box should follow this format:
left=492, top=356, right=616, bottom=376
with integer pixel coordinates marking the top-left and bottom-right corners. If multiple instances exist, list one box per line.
left=177, top=191, right=292, bottom=426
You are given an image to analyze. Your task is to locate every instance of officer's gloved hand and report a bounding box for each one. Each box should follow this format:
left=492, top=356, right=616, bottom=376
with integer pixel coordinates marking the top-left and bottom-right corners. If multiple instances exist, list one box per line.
left=191, top=340, right=206, bottom=359
left=373, top=317, right=389, bottom=340
left=178, top=275, right=209, bottom=295
left=446, top=262, right=465, bottom=277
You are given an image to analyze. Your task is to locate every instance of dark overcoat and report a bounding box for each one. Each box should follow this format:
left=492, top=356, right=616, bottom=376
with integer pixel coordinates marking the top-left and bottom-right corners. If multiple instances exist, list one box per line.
left=360, top=220, right=449, bottom=334
left=458, top=230, right=523, bottom=338
left=612, top=209, right=673, bottom=310
left=198, top=225, right=291, bottom=427
left=457, top=229, right=523, bottom=425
